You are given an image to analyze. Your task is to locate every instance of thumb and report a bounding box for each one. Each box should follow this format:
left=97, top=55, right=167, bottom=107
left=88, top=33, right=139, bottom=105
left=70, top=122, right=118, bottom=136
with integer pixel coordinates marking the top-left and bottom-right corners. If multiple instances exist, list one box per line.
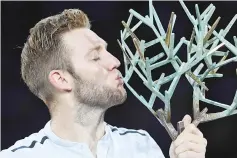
left=182, top=114, right=192, bottom=127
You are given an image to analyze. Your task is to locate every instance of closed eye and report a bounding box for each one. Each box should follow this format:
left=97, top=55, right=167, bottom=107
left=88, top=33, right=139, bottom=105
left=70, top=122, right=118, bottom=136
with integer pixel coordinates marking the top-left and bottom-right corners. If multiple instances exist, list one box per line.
left=93, top=57, right=100, bottom=61
left=87, top=44, right=104, bottom=61
left=92, top=50, right=100, bottom=61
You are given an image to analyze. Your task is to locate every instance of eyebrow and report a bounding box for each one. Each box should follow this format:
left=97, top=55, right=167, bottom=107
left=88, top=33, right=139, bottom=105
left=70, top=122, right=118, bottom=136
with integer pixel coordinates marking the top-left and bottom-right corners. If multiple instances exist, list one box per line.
left=88, top=45, right=100, bottom=53
left=88, top=41, right=107, bottom=53
left=84, top=33, right=108, bottom=49
left=96, top=40, right=107, bottom=49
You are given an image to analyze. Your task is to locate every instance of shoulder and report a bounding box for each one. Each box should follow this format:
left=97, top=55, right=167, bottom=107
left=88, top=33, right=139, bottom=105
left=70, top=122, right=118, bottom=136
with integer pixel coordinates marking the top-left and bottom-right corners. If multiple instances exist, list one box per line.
left=0, top=129, right=49, bottom=157
left=108, top=124, right=149, bottom=138
left=107, top=124, right=165, bottom=157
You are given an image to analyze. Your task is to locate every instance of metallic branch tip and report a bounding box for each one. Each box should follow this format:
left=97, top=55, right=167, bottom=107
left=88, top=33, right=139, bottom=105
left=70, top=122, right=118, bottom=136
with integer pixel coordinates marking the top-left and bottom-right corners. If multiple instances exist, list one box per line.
left=203, top=16, right=221, bottom=44
left=165, top=12, right=175, bottom=47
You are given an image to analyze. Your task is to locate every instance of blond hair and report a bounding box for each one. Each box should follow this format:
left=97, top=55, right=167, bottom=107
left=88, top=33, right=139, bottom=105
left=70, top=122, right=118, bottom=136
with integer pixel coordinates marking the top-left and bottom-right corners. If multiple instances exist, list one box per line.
left=21, top=9, right=91, bottom=102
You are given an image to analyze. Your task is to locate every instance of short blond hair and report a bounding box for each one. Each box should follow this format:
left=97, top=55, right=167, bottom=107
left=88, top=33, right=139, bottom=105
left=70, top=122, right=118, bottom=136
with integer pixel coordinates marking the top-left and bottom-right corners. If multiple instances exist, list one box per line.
left=21, top=9, right=91, bottom=102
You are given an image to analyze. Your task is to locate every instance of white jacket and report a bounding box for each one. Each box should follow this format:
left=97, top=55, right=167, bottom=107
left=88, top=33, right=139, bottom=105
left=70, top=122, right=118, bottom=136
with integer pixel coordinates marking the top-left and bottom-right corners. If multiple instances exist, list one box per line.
left=0, top=121, right=165, bottom=158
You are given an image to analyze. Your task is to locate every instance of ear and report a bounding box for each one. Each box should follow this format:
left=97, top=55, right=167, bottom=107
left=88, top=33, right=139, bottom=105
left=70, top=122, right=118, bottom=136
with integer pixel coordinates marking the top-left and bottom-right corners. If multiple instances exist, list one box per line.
left=48, top=70, right=72, bottom=92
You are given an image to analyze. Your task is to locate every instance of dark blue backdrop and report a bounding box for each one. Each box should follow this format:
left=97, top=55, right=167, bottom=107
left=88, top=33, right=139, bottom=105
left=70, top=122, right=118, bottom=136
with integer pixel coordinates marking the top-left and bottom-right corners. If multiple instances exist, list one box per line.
left=1, top=1, right=237, bottom=158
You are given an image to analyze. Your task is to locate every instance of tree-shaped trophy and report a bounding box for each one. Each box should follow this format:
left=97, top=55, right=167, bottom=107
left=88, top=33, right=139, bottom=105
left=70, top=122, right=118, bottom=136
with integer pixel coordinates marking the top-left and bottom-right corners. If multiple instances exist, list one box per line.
left=117, top=0, right=237, bottom=141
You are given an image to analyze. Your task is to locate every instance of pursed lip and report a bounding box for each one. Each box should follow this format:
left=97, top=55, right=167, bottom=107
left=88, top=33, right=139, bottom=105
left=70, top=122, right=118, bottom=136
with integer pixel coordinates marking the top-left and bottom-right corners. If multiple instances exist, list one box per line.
left=115, top=76, right=124, bottom=85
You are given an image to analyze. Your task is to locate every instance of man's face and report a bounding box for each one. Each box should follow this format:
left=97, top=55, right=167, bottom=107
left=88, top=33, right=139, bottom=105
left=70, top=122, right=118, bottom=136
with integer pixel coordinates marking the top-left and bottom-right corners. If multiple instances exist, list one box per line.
left=62, top=28, right=127, bottom=108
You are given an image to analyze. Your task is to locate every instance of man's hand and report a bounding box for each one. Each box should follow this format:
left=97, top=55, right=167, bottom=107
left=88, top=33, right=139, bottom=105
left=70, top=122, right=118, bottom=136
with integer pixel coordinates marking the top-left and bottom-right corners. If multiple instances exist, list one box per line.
left=169, top=115, right=207, bottom=158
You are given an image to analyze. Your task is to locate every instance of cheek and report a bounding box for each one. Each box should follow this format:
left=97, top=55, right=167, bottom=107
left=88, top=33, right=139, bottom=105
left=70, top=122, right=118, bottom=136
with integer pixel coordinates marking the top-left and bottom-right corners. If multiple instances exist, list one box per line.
left=85, top=67, right=109, bottom=83
left=74, top=61, right=110, bottom=85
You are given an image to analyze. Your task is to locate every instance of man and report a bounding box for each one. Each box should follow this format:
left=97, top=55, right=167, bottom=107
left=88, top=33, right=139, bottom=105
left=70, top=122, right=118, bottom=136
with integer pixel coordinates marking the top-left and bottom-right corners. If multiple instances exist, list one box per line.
left=1, top=9, right=207, bottom=158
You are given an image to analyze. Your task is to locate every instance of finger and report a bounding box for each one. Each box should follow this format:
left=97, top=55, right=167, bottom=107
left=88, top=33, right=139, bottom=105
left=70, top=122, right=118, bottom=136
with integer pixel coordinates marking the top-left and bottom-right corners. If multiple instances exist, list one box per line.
left=184, top=124, right=203, bottom=137
left=177, top=151, right=205, bottom=158
left=175, top=141, right=206, bottom=155
left=182, top=115, right=192, bottom=127
left=174, top=133, right=207, bottom=147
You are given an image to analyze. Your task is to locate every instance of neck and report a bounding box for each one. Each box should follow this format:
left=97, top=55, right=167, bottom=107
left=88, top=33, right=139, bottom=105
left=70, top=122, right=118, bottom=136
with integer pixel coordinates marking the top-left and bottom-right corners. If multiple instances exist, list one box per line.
left=50, top=101, right=107, bottom=155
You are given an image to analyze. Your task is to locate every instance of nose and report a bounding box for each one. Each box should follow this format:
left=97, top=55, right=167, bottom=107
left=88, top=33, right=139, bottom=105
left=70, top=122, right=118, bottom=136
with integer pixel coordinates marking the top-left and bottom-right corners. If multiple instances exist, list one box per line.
left=103, top=51, right=121, bottom=71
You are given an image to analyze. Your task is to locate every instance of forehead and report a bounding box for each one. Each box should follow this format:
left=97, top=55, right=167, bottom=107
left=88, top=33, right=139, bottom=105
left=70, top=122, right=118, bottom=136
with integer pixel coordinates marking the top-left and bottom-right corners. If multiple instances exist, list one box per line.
left=61, top=28, right=106, bottom=52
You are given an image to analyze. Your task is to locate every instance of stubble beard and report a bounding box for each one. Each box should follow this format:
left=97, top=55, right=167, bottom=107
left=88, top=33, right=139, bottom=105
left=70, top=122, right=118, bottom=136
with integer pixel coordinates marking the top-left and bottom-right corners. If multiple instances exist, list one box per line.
left=73, top=74, right=127, bottom=110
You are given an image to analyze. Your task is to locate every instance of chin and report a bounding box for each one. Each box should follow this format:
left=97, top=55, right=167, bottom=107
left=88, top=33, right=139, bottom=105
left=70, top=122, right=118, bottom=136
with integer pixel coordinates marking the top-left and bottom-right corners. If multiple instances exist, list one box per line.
left=116, top=84, right=127, bottom=96
left=115, top=88, right=127, bottom=105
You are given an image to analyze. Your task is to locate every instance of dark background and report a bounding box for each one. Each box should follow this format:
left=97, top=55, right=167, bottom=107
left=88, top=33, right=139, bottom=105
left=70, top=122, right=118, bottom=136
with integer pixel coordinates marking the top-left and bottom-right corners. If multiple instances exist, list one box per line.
left=1, top=1, right=237, bottom=158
